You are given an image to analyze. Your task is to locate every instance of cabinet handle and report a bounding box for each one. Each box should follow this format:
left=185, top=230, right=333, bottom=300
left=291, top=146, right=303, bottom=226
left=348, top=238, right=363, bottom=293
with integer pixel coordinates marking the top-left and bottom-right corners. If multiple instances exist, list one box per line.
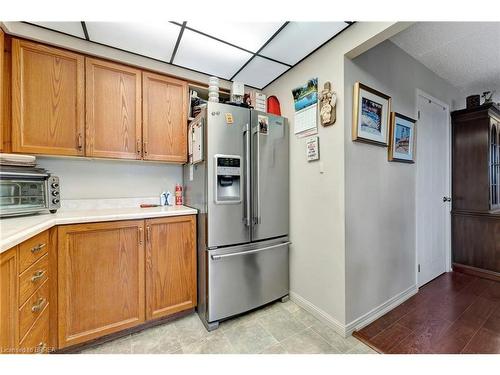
left=31, top=298, right=46, bottom=313
left=143, top=140, right=148, bottom=156
left=138, top=227, right=143, bottom=246
left=77, top=133, right=83, bottom=150
left=146, top=225, right=151, bottom=244
left=35, top=342, right=47, bottom=354
left=137, top=139, right=142, bottom=155
left=31, top=270, right=46, bottom=282
left=31, top=243, right=46, bottom=253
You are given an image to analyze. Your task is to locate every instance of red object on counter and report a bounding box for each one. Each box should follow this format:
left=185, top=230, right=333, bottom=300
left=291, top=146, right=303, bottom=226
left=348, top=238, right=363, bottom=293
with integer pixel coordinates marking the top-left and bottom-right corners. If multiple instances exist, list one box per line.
left=267, top=96, right=281, bottom=116
left=175, top=184, right=183, bottom=206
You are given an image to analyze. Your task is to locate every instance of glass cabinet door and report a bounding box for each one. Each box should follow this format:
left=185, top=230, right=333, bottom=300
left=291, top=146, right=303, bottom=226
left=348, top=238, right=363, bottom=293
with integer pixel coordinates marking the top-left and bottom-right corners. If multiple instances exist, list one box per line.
left=490, top=121, right=500, bottom=210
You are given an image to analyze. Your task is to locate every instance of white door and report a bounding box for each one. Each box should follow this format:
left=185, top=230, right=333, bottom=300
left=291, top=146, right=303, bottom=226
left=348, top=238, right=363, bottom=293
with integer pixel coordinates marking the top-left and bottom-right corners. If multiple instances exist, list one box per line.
left=416, top=92, right=451, bottom=287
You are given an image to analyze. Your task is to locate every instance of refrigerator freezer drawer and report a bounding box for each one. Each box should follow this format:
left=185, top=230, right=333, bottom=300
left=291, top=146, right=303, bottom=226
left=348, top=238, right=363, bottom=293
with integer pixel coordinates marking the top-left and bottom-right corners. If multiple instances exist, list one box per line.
left=207, top=240, right=290, bottom=322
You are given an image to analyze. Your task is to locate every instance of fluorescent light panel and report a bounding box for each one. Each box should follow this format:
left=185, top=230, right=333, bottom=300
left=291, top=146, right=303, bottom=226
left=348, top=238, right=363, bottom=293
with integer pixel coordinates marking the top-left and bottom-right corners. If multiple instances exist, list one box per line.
left=85, top=22, right=181, bottom=62
left=174, top=28, right=253, bottom=79
left=260, top=22, right=349, bottom=65
left=233, top=56, right=289, bottom=89
left=186, top=22, right=283, bottom=52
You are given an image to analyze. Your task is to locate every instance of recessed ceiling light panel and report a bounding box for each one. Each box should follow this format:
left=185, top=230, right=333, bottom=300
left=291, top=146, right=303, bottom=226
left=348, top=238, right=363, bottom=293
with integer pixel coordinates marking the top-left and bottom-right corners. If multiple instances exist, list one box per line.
left=85, top=22, right=181, bottom=62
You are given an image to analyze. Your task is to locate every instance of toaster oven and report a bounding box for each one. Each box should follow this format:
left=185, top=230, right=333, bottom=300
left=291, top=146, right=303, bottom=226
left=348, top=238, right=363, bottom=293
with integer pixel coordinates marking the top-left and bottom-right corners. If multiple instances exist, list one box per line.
left=0, top=166, right=60, bottom=217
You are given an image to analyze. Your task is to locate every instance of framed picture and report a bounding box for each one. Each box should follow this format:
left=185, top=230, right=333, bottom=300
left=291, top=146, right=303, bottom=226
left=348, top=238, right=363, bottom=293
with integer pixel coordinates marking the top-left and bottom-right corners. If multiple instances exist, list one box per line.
left=352, top=82, right=391, bottom=146
left=388, top=112, right=416, bottom=163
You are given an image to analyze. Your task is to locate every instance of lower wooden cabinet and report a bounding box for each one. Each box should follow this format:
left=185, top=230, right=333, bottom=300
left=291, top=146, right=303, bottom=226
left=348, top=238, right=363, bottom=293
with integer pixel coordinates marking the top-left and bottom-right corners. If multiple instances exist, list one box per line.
left=0, top=247, right=18, bottom=354
left=57, top=220, right=146, bottom=348
left=145, top=216, right=196, bottom=320
left=0, top=228, right=55, bottom=354
left=1, top=215, right=196, bottom=352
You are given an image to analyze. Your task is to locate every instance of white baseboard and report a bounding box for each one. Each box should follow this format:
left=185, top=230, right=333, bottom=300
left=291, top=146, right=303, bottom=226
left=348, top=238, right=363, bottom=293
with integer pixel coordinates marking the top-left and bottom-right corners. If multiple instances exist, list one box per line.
left=290, top=284, right=418, bottom=338
left=345, top=284, right=418, bottom=336
left=289, top=291, right=348, bottom=337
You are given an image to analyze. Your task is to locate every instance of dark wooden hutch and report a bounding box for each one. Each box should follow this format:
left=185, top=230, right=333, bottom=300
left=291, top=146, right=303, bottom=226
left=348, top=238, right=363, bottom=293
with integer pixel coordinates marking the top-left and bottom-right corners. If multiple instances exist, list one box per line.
left=451, top=103, right=500, bottom=280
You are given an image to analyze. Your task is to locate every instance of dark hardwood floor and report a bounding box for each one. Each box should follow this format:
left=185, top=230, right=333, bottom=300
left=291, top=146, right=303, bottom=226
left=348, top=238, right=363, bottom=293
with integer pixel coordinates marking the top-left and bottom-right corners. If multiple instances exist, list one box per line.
left=353, top=272, right=500, bottom=354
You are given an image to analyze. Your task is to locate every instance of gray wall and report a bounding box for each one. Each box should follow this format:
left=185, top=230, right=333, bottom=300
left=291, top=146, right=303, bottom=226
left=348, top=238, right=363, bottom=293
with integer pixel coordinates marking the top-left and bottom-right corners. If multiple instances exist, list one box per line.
left=37, top=157, right=182, bottom=200
left=264, top=22, right=405, bottom=327
left=344, top=40, right=462, bottom=324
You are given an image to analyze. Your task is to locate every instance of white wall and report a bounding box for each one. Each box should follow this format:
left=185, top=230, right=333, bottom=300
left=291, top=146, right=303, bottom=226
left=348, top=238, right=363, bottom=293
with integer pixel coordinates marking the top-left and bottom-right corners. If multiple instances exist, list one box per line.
left=264, top=23, right=407, bottom=329
left=343, top=40, right=462, bottom=325
left=37, top=157, right=182, bottom=200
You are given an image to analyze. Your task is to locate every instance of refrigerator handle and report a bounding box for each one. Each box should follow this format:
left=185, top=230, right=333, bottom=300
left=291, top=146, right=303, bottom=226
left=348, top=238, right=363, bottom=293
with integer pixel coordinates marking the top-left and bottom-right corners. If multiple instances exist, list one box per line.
left=243, top=124, right=251, bottom=227
left=253, top=127, right=261, bottom=225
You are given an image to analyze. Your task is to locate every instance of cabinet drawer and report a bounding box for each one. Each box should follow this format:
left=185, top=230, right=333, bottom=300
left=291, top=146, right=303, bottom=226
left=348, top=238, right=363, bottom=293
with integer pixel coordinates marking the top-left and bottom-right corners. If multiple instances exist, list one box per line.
left=19, top=279, right=49, bottom=341
left=18, top=306, right=49, bottom=354
left=19, top=254, right=49, bottom=306
left=19, top=230, right=49, bottom=273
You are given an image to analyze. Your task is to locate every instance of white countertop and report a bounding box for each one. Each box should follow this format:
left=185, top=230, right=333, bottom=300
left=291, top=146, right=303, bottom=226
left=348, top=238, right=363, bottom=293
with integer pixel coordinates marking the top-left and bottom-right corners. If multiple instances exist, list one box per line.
left=0, top=205, right=197, bottom=254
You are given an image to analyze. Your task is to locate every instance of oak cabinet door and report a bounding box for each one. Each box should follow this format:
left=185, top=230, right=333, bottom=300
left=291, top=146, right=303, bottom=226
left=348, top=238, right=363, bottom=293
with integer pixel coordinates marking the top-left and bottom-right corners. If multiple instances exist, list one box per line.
left=86, top=58, right=142, bottom=159
left=142, top=72, right=187, bottom=162
left=12, top=39, right=85, bottom=156
left=57, top=221, right=145, bottom=348
left=0, top=29, right=4, bottom=151
left=0, top=247, right=18, bottom=354
left=145, top=216, right=196, bottom=320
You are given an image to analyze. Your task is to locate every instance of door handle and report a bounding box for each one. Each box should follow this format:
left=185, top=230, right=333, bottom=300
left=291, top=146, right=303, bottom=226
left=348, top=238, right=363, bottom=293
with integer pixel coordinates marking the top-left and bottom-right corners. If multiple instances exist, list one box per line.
left=243, top=124, right=251, bottom=227
left=253, top=127, right=261, bottom=225
left=442, top=196, right=451, bottom=202
left=211, top=241, right=291, bottom=260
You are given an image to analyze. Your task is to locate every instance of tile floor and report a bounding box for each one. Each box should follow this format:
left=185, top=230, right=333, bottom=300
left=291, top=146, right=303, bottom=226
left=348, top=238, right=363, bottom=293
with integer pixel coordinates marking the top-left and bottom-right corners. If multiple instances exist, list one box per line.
left=354, top=271, right=500, bottom=354
left=80, top=300, right=376, bottom=354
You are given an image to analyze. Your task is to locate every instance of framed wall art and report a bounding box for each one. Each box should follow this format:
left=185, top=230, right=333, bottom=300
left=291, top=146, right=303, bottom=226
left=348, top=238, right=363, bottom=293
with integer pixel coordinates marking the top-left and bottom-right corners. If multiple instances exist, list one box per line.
left=388, top=112, right=416, bottom=163
left=352, top=82, right=391, bottom=146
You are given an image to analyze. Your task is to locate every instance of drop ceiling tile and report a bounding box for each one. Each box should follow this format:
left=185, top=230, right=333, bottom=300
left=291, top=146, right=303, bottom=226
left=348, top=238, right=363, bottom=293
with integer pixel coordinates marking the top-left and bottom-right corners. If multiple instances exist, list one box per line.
left=85, top=22, right=180, bottom=62
left=261, top=22, right=349, bottom=65
left=186, top=22, right=284, bottom=52
left=30, top=22, right=86, bottom=39
left=390, top=22, right=500, bottom=95
left=174, top=29, right=253, bottom=79
left=233, top=56, right=289, bottom=89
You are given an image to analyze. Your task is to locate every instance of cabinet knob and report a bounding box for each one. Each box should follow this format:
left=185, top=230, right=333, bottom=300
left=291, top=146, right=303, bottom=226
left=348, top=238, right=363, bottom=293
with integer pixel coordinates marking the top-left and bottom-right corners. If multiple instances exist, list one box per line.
left=443, top=196, right=452, bottom=202
left=31, top=298, right=47, bottom=313
left=35, top=342, right=47, bottom=354
left=31, top=243, right=46, bottom=253
left=31, top=270, right=46, bottom=282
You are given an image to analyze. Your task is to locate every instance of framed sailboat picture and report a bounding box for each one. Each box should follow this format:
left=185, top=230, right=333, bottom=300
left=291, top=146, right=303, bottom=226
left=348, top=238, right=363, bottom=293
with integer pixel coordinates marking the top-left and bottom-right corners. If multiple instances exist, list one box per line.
left=352, top=82, right=391, bottom=146
left=388, top=112, right=416, bottom=163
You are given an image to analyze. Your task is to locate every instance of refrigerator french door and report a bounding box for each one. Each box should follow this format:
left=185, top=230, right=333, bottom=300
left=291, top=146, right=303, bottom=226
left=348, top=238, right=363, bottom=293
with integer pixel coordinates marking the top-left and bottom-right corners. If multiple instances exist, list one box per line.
left=250, top=110, right=289, bottom=241
left=206, top=103, right=250, bottom=248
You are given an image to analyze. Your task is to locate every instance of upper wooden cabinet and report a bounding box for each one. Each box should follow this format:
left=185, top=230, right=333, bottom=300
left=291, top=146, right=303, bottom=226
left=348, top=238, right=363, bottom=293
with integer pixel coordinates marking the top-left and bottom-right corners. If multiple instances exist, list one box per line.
left=11, top=39, right=85, bottom=156
left=57, top=220, right=145, bottom=348
left=142, top=72, right=188, bottom=162
left=7, top=37, right=189, bottom=163
left=85, top=58, right=142, bottom=159
left=145, top=216, right=196, bottom=320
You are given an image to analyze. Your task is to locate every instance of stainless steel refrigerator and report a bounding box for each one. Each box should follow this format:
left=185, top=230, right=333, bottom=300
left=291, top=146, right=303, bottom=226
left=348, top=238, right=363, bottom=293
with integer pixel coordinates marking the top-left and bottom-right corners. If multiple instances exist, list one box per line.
left=183, top=102, right=289, bottom=331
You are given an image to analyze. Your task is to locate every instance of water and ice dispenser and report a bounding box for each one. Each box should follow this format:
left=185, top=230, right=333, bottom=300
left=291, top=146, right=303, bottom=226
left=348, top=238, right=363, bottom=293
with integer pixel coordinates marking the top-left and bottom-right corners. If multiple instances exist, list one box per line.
left=214, top=155, right=241, bottom=204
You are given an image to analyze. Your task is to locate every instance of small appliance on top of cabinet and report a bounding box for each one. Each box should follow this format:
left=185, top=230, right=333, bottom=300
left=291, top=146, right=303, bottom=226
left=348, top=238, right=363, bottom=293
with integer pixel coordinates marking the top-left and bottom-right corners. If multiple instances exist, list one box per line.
left=184, top=102, right=290, bottom=331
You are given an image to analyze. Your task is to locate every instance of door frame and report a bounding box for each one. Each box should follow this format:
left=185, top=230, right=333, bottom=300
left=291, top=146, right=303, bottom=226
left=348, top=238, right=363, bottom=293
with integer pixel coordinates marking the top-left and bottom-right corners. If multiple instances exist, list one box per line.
left=415, top=89, right=452, bottom=288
